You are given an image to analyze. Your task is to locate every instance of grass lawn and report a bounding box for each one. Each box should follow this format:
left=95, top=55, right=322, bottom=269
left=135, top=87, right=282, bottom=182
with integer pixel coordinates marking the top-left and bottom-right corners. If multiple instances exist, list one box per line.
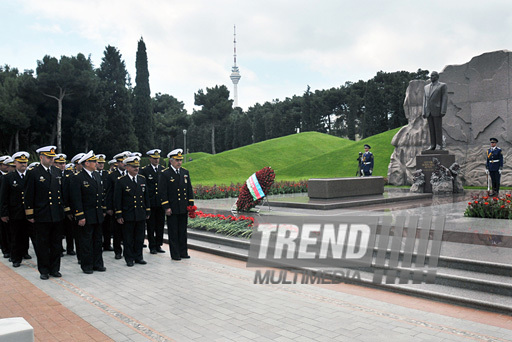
left=185, top=128, right=402, bottom=186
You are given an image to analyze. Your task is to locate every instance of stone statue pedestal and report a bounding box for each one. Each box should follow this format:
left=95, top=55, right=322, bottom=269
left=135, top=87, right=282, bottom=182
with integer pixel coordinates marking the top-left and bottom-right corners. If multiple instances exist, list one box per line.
left=416, top=151, right=455, bottom=193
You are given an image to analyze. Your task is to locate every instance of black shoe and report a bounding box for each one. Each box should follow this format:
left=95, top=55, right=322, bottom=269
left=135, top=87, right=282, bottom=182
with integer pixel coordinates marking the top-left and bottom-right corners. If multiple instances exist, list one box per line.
left=93, top=266, right=106, bottom=272
left=13, top=262, right=21, bottom=268
left=171, top=257, right=181, bottom=261
left=115, top=254, right=122, bottom=260
left=150, top=249, right=157, bottom=254
left=3, top=253, right=10, bottom=259
left=127, top=261, right=134, bottom=267
left=23, top=254, right=32, bottom=260
left=83, top=270, right=93, bottom=274
left=181, top=255, right=191, bottom=259
left=135, top=259, right=147, bottom=265
left=67, top=251, right=76, bottom=256
left=156, top=247, right=166, bottom=253
left=50, top=272, right=62, bottom=278
left=40, top=274, right=49, bottom=280
left=103, top=246, right=114, bottom=251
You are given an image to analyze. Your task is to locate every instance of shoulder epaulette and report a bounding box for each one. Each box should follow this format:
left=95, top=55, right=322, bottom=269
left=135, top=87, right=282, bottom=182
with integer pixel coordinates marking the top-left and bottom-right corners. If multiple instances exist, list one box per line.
left=118, top=175, right=125, bottom=180
left=138, top=174, right=146, bottom=178
left=162, top=168, right=169, bottom=172
left=181, top=167, right=187, bottom=170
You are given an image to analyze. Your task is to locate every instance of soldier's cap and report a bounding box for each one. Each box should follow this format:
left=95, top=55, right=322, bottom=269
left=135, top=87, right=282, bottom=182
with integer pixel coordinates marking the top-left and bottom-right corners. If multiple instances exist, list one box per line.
left=147, top=149, right=161, bottom=158
left=113, top=151, right=130, bottom=161
left=128, top=152, right=141, bottom=158
left=364, top=144, right=371, bottom=149
left=36, top=145, right=57, bottom=157
left=28, top=162, right=40, bottom=169
left=78, top=150, right=98, bottom=164
left=3, top=157, right=15, bottom=166
left=0, top=155, right=9, bottom=163
left=12, top=152, right=30, bottom=163
left=65, top=163, right=74, bottom=170
left=108, top=159, right=117, bottom=165
left=54, top=153, right=67, bottom=163
left=490, top=138, right=498, bottom=143
left=71, top=153, right=86, bottom=164
left=123, top=156, right=140, bottom=167
left=96, top=154, right=106, bottom=163
left=168, top=148, right=184, bottom=160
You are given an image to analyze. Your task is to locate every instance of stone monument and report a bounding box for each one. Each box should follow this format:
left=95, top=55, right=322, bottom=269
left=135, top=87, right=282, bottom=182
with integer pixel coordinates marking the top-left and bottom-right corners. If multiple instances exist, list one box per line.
left=388, top=50, right=512, bottom=187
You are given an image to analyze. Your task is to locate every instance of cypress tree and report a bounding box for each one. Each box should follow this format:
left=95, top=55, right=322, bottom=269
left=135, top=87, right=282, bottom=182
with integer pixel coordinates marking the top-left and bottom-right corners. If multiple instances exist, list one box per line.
left=133, top=37, right=154, bottom=152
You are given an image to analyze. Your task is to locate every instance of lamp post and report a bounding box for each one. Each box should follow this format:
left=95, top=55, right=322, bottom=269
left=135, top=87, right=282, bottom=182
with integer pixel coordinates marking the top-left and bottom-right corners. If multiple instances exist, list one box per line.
left=183, top=129, right=187, bottom=163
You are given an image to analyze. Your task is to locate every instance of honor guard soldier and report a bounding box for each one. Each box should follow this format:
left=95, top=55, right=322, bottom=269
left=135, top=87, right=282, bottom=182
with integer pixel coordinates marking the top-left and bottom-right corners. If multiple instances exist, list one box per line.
left=361, top=144, right=374, bottom=177
left=0, top=156, right=12, bottom=259
left=70, top=151, right=106, bottom=274
left=106, top=151, right=130, bottom=259
left=486, top=138, right=504, bottom=196
left=160, top=149, right=194, bottom=260
left=114, top=156, right=150, bottom=267
left=0, top=152, right=32, bottom=267
left=96, top=154, right=112, bottom=251
left=24, top=146, right=65, bottom=280
left=141, top=149, right=166, bottom=254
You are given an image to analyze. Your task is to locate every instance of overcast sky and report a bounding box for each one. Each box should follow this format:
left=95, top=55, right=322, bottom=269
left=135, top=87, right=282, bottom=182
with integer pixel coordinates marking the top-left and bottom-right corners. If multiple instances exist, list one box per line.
left=2, top=0, right=512, bottom=112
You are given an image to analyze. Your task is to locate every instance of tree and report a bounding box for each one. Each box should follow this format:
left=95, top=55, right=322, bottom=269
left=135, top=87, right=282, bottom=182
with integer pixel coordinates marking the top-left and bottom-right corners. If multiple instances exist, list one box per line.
left=153, top=93, right=189, bottom=151
left=97, top=45, right=138, bottom=156
left=36, top=54, right=96, bottom=152
left=194, top=85, right=233, bottom=154
left=133, top=37, right=154, bottom=152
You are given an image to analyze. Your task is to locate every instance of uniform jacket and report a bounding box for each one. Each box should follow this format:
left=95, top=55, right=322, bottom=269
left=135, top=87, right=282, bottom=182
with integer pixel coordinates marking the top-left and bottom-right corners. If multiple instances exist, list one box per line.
left=423, top=81, right=448, bottom=118
left=24, top=164, right=65, bottom=223
left=0, top=171, right=27, bottom=220
left=114, top=174, right=150, bottom=221
left=140, top=164, right=164, bottom=207
left=486, top=147, right=503, bottom=172
left=159, top=167, right=194, bottom=215
left=106, top=169, right=125, bottom=211
left=362, top=152, right=374, bottom=172
left=70, top=170, right=106, bottom=225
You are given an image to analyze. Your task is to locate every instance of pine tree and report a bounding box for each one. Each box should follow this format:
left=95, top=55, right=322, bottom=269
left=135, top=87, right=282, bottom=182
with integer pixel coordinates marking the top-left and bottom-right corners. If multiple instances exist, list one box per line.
left=133, top=37, right=154, bottom=152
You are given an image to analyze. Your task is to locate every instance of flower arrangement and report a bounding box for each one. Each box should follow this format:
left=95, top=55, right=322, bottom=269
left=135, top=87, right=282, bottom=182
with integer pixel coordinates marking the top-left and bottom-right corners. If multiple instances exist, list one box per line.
left=188, top=210, right=255, bottom=238
left=236, top=167, right=276, bottom=212
left=464, top=192, right=512, bottom=219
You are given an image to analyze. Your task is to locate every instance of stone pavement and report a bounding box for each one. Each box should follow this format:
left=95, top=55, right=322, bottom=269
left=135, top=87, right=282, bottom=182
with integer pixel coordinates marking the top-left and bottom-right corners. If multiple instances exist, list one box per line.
left=1, top=240, right=511, bottom=341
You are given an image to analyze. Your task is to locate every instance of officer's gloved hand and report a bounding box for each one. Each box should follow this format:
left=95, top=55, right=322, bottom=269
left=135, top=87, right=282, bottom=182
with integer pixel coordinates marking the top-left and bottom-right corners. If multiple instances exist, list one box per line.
left=499, top=169, right=502, bottom=175
left=485, top=169, right=489, bottom=175
left=360, top=170, right=364, bottom=176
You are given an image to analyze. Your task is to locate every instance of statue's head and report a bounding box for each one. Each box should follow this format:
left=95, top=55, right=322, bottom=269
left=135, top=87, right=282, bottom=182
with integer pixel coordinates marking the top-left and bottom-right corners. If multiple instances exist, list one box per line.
left=430, top=71, right=439, bottom=83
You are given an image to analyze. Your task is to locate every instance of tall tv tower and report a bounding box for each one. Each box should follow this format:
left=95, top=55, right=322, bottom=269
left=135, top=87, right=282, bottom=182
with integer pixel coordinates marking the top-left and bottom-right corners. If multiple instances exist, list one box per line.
left=230, top=25, right=241, bottom=107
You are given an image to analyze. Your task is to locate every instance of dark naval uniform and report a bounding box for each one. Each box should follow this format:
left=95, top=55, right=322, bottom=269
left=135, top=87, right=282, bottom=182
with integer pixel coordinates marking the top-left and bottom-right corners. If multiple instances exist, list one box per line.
left=0, top=171, right=12, bottom=259
left=140, top=164, right=165, bottom=253
left=24, top=164, right=65, bottom=277
left=159, top=167, right=194, bottom=260
left=106, top=168, right=126, bottom=257
left=0, top=171, right=31, bottom=265
left=361, top=151, right=374, bottom=177
left=114, top=174, right=150, bottom=265
left=70, top=170, right=106, bottom=273
left=98, top=169, right=112, bottom=251
left=62, top=169, right=76, bottom=255
left=486, top=145, right=503, bottom=195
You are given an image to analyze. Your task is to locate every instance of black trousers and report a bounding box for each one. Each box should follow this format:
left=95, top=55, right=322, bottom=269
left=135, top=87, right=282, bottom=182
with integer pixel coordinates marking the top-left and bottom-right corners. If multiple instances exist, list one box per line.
left=427, top=115, right=443, bottom=147
left=33, top=221, right=62, bottom=275
left=0, top=220, right=11, bottom=256
left=73, top=220, right=81, bottom=262
left=79, top=222, right=104, bottom=272
left=113, top=220, right=123, bottom=256
left=122, top=220, right=145, bottom=263
left=62, top=216, right=74, bottom=252
left=167, top=213, right=188, bottom=259
left=490, top=171, right=501, bottom=193
left=102, top=214, right=113, bottom=249
left=146, top=206, right=165, bottom=250
left=9, top=219, right=31, bottom=263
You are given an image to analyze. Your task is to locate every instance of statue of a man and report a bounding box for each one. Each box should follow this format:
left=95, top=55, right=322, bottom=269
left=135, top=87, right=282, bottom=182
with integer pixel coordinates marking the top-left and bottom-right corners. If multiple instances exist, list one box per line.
left=423, top=71, right=448, bottom=150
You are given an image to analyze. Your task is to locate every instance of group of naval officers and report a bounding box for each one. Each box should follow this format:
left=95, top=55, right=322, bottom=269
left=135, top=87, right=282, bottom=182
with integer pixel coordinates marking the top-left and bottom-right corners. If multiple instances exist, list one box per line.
left=0, top=146, right=193, bottom=280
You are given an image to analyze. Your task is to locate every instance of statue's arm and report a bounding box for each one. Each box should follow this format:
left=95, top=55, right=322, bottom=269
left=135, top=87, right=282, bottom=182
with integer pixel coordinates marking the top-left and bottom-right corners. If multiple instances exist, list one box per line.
left=440, top=83, right=448, bottom=115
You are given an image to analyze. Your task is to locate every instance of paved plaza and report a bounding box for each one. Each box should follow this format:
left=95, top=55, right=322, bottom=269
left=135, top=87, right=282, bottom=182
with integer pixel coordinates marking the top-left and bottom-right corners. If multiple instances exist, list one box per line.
left=1, top=192, right=512, bottom=341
